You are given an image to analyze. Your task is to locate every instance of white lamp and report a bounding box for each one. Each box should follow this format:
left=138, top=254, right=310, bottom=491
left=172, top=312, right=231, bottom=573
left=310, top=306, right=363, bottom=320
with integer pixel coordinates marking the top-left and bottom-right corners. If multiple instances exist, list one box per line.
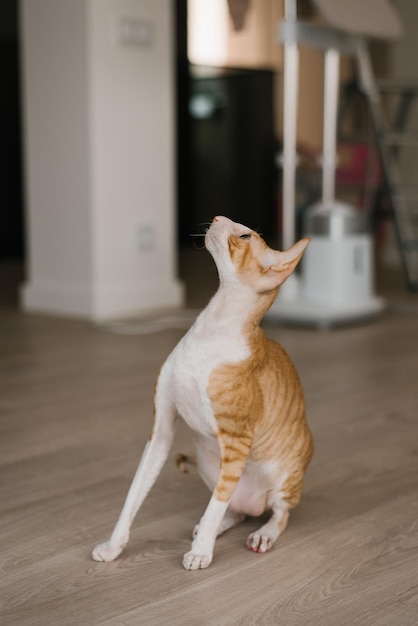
left=266, top=0, right=390, bottom=327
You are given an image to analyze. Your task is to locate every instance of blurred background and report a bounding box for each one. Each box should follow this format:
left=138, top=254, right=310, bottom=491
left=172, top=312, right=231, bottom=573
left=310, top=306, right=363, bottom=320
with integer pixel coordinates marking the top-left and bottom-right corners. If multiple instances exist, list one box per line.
left=1, top=0, right=417, bottom=316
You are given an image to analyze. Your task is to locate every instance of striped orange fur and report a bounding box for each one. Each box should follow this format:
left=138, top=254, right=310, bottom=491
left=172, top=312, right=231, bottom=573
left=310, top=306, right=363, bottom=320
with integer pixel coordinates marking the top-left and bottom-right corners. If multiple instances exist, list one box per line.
left=208, top=333, right=313, bottom=508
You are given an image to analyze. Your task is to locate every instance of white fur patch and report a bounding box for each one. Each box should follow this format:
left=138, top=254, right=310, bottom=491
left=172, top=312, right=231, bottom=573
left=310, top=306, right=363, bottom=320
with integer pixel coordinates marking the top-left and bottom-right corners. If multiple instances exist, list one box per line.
left=161, top=301, right=250, bottom=436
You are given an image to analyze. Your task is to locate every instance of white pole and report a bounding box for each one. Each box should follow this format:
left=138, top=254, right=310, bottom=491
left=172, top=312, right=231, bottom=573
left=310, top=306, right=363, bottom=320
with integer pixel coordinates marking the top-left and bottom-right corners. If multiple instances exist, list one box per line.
left=322, top=48, right=340, bottom=205
left=282, top=0, right=299, bottom=250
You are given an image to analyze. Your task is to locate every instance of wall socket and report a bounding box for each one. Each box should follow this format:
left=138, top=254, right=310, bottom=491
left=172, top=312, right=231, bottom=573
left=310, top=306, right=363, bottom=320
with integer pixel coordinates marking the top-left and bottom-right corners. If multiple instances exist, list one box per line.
left=136, top=223, right=155, bottom=252
left=118, top=18, right=154, bottom=49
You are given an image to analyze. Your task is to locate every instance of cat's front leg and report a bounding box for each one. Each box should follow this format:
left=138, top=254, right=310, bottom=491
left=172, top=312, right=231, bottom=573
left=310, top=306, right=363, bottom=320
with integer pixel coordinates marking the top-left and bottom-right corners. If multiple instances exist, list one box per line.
left=92, top=393, right=178, bottom=562
left=92, top=430, right=175, bottom=562
left=183, top=433, right=252, bottom=570
left=183, top=496, right=229, bottom=570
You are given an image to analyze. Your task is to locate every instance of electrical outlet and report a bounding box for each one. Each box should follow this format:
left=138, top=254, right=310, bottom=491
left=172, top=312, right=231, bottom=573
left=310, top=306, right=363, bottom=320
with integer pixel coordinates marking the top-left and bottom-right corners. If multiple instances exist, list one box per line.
left=118, top=18, right=154, bottom=48
left=136, top=224, right=155, bottom=252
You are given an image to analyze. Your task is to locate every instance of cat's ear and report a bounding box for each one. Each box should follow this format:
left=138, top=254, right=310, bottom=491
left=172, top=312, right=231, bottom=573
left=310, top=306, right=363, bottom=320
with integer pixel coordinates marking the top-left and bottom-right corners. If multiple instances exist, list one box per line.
left=262, top=238, right=311, bottom=289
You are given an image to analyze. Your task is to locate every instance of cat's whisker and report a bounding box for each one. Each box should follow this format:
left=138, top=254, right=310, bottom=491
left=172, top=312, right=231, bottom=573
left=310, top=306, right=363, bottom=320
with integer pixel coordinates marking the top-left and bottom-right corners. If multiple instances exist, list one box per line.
left=190, top=233, right=208, bottom=250
left=189, top=237, right=206, bottom=250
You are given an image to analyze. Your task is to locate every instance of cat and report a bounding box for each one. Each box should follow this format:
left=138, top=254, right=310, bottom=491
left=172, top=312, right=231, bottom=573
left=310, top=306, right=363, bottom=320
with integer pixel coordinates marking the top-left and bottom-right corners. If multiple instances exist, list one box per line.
left=92, top=215, right=313, bottom=570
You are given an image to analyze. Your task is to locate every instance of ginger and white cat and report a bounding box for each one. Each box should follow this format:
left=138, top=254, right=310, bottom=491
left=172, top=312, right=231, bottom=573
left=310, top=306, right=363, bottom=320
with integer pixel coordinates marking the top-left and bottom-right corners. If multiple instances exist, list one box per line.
left=92, top=216, right=313, bottom=570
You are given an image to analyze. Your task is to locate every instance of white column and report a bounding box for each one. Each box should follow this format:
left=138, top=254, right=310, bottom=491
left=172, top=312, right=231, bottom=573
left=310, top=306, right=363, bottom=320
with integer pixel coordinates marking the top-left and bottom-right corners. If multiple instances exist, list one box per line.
left=20, top=0, right=184, bottom=320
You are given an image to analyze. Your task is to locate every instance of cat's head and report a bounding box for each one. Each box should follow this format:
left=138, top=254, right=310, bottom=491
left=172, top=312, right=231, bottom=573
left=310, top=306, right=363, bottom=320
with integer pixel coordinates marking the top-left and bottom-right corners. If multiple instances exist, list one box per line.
left=205, top=216, right=310, bottom=293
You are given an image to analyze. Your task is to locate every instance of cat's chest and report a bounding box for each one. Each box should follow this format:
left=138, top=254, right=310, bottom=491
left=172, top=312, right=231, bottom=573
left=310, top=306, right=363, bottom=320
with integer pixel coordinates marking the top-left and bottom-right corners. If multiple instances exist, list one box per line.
left=167, top=326, right=250, bottom=435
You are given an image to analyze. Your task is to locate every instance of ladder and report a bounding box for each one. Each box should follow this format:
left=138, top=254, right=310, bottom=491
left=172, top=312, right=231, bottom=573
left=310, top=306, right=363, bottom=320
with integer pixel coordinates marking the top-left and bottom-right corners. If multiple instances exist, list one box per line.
left=356, top=43, right=418, bottom=291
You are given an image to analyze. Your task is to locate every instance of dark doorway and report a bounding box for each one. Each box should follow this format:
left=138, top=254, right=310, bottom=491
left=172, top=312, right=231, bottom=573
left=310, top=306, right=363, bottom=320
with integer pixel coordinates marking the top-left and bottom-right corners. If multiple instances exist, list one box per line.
left=0, top=0, right=24, bottom=261
left=175, top=2, right=276, bottom=244
left=0, top=0, right=24, bottom=306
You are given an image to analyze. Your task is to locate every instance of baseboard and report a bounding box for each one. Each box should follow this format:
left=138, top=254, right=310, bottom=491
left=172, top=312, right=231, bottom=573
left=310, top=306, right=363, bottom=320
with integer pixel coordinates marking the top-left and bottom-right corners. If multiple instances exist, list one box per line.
left=21, top=278, right=185, bottom=321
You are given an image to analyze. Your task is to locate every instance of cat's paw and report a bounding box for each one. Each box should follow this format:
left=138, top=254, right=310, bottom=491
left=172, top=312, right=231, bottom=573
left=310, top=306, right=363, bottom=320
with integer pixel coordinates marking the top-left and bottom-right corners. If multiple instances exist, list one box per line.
left=246, top=532, right=273, bottom=554
left=91, top=541, right=123, bottom=562
left=182, top=550, right=213, bottom=570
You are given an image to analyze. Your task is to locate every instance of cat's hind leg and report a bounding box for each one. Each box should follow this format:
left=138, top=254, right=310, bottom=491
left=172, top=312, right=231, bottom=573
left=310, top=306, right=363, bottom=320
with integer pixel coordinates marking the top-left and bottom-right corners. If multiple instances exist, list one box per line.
left=246, top=498, right=289, bottom=553
left=193, top=508, right=245, bottom=539
left=217, top=509, right=246, bottom=536
left=246, top=468, right=305, bottom=553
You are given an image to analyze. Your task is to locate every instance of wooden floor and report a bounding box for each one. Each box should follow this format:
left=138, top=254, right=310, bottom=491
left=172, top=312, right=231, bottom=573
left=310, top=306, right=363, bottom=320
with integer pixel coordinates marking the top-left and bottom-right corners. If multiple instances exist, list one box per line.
left=1, top=253, right=418, bottom=625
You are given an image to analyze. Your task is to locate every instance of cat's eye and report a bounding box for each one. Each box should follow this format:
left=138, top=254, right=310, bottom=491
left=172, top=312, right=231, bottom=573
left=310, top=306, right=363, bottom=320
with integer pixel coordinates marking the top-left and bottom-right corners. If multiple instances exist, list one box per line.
left=239, top=233, right=251, bottom=240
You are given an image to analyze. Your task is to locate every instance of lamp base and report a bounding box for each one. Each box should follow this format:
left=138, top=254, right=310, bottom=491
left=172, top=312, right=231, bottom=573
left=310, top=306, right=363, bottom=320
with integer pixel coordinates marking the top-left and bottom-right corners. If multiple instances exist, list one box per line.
left=265, top=289, right=385, bottom=329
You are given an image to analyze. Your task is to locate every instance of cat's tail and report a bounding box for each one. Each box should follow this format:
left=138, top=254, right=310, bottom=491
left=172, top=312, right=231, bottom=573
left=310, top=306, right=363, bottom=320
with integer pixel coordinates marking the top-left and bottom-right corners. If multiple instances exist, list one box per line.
left=175, top=453, right=196, bottom=475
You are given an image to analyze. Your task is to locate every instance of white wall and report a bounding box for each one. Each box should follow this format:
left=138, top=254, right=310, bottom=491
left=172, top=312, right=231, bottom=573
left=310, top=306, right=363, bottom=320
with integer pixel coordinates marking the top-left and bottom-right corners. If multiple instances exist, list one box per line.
left=389, top=0, right=418, bottom=81
left=20, top=0, right=184, bottom=320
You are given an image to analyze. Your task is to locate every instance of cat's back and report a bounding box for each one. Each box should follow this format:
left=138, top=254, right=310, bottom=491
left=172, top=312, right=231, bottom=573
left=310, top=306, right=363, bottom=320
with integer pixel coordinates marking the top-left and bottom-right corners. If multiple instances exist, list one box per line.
left=254, top=334, right=306, bottom=427
left=263, top=336, right=302, bottom=388
left=248, top=334, right=312, bottom=467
